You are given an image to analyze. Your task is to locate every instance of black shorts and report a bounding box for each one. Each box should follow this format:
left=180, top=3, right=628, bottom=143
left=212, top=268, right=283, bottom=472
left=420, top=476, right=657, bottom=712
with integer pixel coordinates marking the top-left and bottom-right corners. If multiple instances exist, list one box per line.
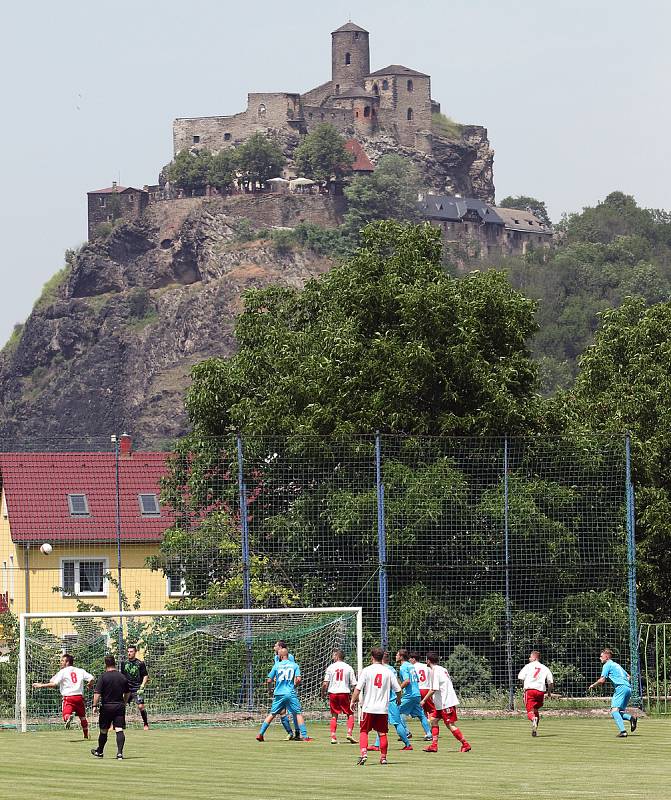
left=99, top=703, right=126, bottom=730
left=127, top=690, right=144, bottom=706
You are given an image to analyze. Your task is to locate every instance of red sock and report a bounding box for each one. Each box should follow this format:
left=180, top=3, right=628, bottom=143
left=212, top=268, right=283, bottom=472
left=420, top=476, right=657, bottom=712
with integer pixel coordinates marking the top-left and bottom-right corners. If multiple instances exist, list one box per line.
left=330, top=717, right=337, bottom=736
left=527, top=711, right=535, bottom=721
left=360, top=731, right=368, bottom=756
left=81, top=717, right=89, bottom=736
left=431, top=724, right=440, bottom=748
left=450, top=726, right=465, bottom=743
left=346, top=715, right=354, bottom=735
left=379, top=733, right=388, bottom=758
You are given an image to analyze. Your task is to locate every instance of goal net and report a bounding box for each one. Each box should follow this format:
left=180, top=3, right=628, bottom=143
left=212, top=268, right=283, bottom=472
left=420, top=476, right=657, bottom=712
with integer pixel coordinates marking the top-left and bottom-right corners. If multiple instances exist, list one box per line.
left=16, top=607, right=362, bottom=731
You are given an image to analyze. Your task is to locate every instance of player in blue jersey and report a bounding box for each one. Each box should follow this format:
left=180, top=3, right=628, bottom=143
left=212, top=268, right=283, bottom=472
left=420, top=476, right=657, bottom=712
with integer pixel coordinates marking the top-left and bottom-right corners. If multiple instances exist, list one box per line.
left=272, top=640, right=300, bottom=739
left=257, top=647, right=312, bottom=742
left=396, top=648, right=433, bottom=741
left=368, top=651, right=413, bottom=751
left=588, top=648, right=638, bottom=737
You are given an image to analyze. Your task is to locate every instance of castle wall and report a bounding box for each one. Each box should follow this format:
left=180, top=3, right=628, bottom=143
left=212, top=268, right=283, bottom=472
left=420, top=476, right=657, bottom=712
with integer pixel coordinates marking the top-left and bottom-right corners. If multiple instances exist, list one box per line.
left=301, top=81, right=333, bottom=107
left=332, top=29, right=370, bottom=89
left=87, top=190, right=148, bottom=240
left=302, top=105, right=354, bottom=135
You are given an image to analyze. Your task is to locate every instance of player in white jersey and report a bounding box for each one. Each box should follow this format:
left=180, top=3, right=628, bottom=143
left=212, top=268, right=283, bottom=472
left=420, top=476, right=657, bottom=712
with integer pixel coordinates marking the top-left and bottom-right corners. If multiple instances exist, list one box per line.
left=421, top=651, right=471, bottom=753
left=33, top=653, right=94, bottom=738
left=322, top=648, right=357, bottom=744
left=350, top=646, right=402, bottom=766
left=518, top=650, right=554, bottom=736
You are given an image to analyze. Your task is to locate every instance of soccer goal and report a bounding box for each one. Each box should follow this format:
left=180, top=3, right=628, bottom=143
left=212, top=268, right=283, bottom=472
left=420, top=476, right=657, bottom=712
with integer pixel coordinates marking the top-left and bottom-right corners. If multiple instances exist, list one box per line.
left=17, top=607, right=363, bottom=732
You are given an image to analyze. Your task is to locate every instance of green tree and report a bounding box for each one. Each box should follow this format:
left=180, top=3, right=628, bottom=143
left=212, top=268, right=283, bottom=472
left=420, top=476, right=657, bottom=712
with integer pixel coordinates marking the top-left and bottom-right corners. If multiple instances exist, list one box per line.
left=166, top=149, right=213, bottom=193
left=294, top=124, right=354, bottom=181
left=208, top=148, right=238, bottom=192
left=568, top=298, right=671, bottom=618
left=498, top=195, right=552, bottom=227
left=185, top=221, right=542, bottom=438
left=342, top=155, right=421, bottom=242
left=236, top=133, right=285, bottom=190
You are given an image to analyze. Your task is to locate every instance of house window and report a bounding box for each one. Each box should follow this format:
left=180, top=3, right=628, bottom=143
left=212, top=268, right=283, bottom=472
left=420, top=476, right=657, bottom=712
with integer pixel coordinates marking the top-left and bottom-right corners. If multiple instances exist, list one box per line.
left=364, top=106, right=370, bottom=118
left=98, top=197, right=106, bottom=207
left=67, top=494, right=90, bottom=517
left=127, top=194, right=134, bottom=203
left=407, top=79, right=414, bottom=92
left=335, top=84, right=340, bottom=94
left=407, top=107, right=414, bottom=121
left=62, top=559, right=107, bottom=596
left=354, top=32, right=359, bottom=39
left=382, top=79, right=389, bottom=90
left=192, top=135, right=200, bottom=144
left=345, top=52, right=351, bottom=65
left=258, top=104, right=266, bottom=118
left=138, top=493, right=160, bottom=517
left=166, top=564, right=187, bottom=597
left=224, top=133, right=231, bottom=141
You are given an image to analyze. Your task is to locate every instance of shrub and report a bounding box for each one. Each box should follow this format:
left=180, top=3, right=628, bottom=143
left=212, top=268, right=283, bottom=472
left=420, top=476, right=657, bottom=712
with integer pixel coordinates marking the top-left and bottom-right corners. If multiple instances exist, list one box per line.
left=432, top=112, right=463, bottom=140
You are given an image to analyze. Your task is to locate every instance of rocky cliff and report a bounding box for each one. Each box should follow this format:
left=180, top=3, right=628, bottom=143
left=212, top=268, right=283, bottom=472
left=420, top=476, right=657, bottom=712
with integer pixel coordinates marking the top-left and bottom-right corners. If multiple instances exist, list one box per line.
left=0, top=197, right=334, bottom=447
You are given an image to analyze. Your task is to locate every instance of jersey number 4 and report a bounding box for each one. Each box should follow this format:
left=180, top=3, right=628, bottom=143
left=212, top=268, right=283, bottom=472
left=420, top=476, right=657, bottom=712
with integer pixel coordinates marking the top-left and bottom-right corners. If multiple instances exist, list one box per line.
left=373, top=673, right=383, bottom=688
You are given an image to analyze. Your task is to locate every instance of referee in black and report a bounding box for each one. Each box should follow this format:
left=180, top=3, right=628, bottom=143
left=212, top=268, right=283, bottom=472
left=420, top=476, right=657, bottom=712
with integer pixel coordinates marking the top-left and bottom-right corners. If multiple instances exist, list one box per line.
left=91, top=655, right=131, bottom=760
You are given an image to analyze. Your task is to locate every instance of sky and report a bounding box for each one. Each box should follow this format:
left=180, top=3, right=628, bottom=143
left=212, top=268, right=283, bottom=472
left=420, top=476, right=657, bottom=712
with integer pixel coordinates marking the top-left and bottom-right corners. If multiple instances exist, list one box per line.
left=1, top=0, right=669, bottom=346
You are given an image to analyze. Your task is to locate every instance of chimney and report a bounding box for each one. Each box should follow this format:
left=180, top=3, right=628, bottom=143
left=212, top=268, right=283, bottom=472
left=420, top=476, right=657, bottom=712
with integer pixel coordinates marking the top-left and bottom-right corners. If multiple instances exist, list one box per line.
left=119, top=433, right=132, bottom=459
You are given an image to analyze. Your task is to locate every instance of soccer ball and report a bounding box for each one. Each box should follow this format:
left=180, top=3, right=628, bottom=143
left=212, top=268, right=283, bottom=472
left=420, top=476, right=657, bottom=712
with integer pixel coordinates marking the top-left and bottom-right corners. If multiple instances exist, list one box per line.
left=39, top=543, right=53, bottom=555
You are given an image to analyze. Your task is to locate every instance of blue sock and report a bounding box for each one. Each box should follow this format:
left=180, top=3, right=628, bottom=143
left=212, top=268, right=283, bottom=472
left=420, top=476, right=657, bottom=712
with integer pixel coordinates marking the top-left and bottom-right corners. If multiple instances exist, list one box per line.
left=299, top=723, right=308, bottom=738
left=419, top=712, right=432, bottom=736
left=280, top=716, right=292, bottom=734
left=621, top=712, right=632, bottom=721
left=396, top=722, right=411, bottom=747
left=611, top=710, right=625, bottom=733
left=293, top=715, right=300, bottom=735
left=374, top=734, right=380, bottom=747
left=260, top=721, right=270, bottom=735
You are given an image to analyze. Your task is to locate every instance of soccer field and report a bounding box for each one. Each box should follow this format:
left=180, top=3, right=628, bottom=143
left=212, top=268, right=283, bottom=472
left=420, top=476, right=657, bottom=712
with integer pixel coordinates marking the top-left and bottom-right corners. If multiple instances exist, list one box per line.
left=3, top=718, right=669, bottom=800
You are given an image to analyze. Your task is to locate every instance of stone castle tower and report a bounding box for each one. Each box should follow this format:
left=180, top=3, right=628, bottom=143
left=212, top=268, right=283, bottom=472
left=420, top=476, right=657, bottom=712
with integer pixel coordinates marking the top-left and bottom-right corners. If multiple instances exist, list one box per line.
left=331, top=22, right=370, bottom=94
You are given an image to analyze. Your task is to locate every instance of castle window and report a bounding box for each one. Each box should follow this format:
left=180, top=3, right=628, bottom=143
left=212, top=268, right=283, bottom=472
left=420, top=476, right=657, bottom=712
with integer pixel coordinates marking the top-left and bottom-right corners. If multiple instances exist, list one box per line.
left=192, top=135, right=200, bottom=144
left=407, top=107, right=414, bottom=121
left=364, top=106, right=370, bottom=118
left=308, top=112, right=313, bottom=118
left=335, top=84, right=340, bottom=94
left=354, top=32, right=359, bottom=39
left=128, top=194, right=134, bottom=203
left=258, top=104, right=266, bottom=118
left=407, top=79, right=414, bottom=92
left=373, top=83, right=379, bottom=95
left=382, top=79, right=389, bottom=90
left=320, top=113, right=325, bottom=120
left=345, top=52, right=351, bottom=65
left=224, top=133, right=231, bottom=141
left=355, top=110, right=359, bottom=118
left=98, top=197, right=106, bottom=207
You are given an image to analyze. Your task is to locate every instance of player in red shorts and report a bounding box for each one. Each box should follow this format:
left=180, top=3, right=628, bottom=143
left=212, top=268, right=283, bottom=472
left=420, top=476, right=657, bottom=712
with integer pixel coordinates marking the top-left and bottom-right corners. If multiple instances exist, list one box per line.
left=322, top=648, right=357, bottom=744
left=410, top=651, right=435, bottom=738
left=421, top=651, right=471, bottom=753
left=517, top=650, right=554, bottom=736
left=350, top=646, right=401, bottom=766
left=33, top=653, right=94, bottom=738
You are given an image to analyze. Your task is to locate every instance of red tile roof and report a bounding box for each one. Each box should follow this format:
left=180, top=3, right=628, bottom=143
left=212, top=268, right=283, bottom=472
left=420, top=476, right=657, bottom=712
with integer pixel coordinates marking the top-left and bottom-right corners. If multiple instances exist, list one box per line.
left=345, top=139, right=374, bottom=172
left=0, top=452, right=175, bottom=543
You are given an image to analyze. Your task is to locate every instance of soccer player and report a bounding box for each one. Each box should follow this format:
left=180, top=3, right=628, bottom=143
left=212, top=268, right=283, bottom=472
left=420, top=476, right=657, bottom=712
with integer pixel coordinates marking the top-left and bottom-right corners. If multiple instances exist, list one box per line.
left=396, top=648, right=433, bottom=741
left=90, top=654, right=131, bottom=760
left=350, top=646, right=402, bottom=766
left=366, top=651, right=412, bottom=752
left=273, top=639, right=300, bottom=739
left=517, top=650, right=554, bottom=736
left=257, top=647, right=311, bottom=742
left=322, top=648, right=357, bottom=744
left=421, top=651, right=471, bottom=753
left=33, top=653, right=94, bottom=739
left=588, top=648, right=637, bottom=737
left=120, top=645, right=150, bottom=730
left=410, top=651, right=435, bottom=718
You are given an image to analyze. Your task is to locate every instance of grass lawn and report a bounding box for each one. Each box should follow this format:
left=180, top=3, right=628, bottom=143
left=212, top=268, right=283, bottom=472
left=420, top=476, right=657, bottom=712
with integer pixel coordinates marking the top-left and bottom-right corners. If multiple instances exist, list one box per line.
left=2, top=718, right=669, bottom=800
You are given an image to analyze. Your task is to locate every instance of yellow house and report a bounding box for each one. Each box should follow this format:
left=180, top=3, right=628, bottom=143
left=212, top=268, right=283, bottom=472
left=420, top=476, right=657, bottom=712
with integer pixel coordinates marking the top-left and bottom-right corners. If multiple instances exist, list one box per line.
left=0, top=438, right=182, bottom=636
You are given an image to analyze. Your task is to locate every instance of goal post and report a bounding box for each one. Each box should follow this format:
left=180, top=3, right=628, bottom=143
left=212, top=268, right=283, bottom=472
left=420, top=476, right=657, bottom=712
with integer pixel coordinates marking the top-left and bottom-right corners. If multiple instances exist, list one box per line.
left=17, top=606, right=363, bottom=732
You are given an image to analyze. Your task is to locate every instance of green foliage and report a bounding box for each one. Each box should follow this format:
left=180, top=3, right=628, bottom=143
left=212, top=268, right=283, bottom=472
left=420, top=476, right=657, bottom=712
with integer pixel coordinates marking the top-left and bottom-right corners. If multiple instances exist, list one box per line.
left=208, top=148, right=238, bottom=192
left=33, top=264, right=71, bottom=311
left=167, top=149, right=214, bottom=193
left=1, top=322, right=24, bottom=356
left=269, top=228, right=295, bottom=256
left=232, top=218, right=257, bottom=242
left=185, top=221, right=542, bottom=438
left=498, top=195, right=552, bottom=227
left=445, top=645, right=493, bottom=696
left=342, top=155, right=421, bottom=243
left=431, top=112, right=463, bottom=141
left=236, top=133, right=285, bottom=189
left=294, top=124, right=354, bottom=181
left=292, top=222, right=351, bottom=257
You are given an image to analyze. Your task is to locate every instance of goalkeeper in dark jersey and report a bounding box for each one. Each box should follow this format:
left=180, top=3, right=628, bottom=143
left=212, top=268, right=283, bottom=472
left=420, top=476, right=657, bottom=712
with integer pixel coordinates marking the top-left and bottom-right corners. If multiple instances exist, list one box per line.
left=120, top=645, right=150, bottom=730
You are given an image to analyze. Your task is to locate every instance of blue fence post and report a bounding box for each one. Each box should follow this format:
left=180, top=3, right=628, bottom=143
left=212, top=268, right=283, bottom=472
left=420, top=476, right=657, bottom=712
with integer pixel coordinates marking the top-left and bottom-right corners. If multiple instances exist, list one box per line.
left=236, top=433, right=254, bottom=710
left=625, top=433, right=641, bottom=706
left=375, top=432, right=388, bottom=649
left=503, top=436, right=514, bottom=711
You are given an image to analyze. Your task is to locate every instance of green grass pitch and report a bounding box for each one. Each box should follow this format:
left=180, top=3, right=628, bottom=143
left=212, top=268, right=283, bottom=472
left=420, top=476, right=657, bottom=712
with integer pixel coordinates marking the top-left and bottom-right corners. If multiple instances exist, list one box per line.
left=3, top=718, right=670, bottom=800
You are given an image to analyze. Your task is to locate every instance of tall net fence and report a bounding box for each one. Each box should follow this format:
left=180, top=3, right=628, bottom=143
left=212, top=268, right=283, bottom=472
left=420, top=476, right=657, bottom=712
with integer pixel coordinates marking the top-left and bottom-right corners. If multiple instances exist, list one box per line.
left=0, top=434, right=636, bottom=724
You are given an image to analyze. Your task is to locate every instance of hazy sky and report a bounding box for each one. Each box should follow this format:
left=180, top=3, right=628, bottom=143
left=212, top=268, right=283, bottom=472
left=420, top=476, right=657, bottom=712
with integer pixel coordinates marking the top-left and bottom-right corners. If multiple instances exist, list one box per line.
left=1, top=0, right=669, bottom=345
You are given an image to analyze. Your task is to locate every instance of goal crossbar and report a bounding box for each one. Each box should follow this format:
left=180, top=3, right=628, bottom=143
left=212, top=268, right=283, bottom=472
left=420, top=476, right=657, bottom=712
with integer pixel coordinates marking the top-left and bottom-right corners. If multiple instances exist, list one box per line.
left=18, top=607, right=363, bottom=733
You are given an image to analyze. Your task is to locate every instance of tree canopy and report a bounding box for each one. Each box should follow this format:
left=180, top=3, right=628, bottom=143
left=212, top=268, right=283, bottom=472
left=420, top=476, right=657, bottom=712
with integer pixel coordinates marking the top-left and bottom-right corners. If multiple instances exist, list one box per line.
left=294, top=124, right=354, bottom=182
left=166, top=149, right=214, bottom=193
left=236, top=133, right=285, bottom=189
left=498, top=195, right=552, bottom=227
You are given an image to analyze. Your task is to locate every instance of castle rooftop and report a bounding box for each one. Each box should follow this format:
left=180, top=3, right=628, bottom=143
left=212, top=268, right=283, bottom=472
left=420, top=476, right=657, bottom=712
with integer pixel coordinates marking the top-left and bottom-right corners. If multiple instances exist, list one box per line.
left=369, top=64, right=429, bottom=77
left=332, top=22, right=368, bottom=33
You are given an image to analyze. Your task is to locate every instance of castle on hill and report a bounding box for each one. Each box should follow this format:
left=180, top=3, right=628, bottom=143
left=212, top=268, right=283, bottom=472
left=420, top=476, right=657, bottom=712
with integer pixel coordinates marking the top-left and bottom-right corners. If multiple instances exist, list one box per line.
left=173, top=21, right=439, bottom=156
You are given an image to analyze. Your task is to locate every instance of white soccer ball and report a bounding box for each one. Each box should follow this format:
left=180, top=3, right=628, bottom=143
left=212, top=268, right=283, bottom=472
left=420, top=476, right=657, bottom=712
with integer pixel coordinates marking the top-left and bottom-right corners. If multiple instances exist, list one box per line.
left=39, top=543, right=53, bottom=555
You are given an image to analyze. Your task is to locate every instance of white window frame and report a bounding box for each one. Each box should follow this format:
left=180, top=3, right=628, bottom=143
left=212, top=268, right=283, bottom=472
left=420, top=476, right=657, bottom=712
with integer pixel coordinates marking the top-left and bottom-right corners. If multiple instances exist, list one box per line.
left=138, top=493, right=160, bottom=517
left=67, top=494, right=90, bottom=517
left=166, top=564, right=188, bottom=598
left=60, top=557, right=108, bottom=597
